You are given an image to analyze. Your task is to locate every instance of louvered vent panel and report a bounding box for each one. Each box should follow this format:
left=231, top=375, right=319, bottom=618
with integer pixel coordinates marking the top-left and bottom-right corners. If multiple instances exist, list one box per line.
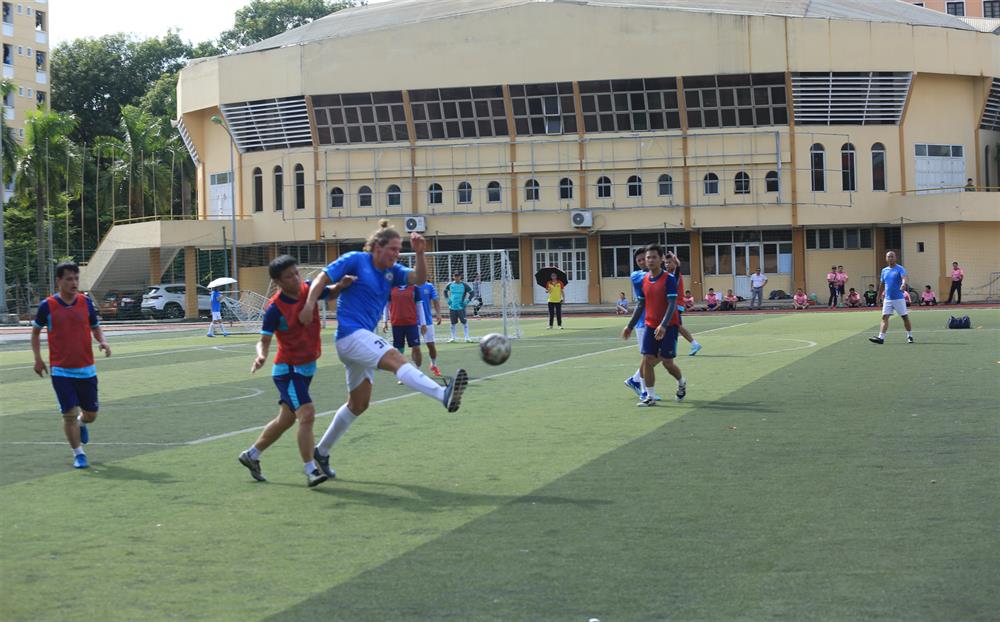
left=792, top=72, right=911, bottom=125
left=220, top=96, right=313, bottom=153
left=980, top=79, right=1000, bottom=131
left=176, top=118, right=200, bottom=166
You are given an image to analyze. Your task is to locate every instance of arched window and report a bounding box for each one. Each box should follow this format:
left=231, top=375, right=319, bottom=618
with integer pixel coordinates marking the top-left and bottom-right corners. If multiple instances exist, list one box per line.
left=487, top=181, right=501, bottom=203
left=810, top=144, right=826, bottom=192
left=524, top=179, right=539, bottom=202
left=294, top=164, right=305, bottom=210
left=428, top=183, right=443, bottom=205
left=657, top=174, right=673, bottom=196
left=329, top=187, right=344, bottom=209
left=765, top=171, right=779, bottom=193
left=559, top=178, right=573, bottom=200
left=358, top=185, right=373, bottom=208
left=252, top=167, right=262, bottom=212
left=734, top=171, right=751, bottom=195
left=273, top=166, right=284, bottom=211
left=596, top=176, right=612, bottom=199
left=387, top=184, right=401, bottom=206
left=871, top=142, right=886, bottom=192
left=841, top=143, right=856, bottom=192
left=703, top=172, right=719, bottom=195
left=457, top=181, right=472, bottom=204
left=627, top=175, right=642, bottom=197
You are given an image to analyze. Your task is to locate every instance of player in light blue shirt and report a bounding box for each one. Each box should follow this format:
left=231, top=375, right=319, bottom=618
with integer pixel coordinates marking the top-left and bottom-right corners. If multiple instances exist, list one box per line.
left=870, top=250, right=913, bottom=344
left=298, top=221, right=469, bottom=478
left=418, top=280, right=443, bottom=377
left=207, top=288, right=228, bottom=337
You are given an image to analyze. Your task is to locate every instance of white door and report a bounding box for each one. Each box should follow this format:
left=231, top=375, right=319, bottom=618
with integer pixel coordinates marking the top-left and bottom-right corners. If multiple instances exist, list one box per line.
left=915, top=145, right=965, bottom=194
left=532, top=239, right=588, bottom=304
left=209, top=172, right=232, bottom=219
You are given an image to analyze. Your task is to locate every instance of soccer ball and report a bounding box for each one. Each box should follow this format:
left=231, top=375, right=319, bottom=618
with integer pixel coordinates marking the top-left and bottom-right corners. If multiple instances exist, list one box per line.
left=479, top=333, right=511, bottom=366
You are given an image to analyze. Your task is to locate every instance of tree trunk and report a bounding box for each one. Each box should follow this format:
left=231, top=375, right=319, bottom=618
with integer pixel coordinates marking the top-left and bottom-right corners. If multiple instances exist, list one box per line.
left=34, top=178, right=47, bottom=295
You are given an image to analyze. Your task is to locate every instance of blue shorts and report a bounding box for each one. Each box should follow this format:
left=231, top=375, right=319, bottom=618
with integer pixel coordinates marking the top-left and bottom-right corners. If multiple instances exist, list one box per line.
left=640, top=325, right=679, bottom=359
left=52, top=375, right=99, bottom=414
left=392, top=324, right=421, bottom=350
left=274, top=372, right=313, bottom=411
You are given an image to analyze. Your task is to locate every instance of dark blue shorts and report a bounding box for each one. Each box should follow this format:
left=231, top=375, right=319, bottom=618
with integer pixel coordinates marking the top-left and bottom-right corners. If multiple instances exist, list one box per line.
left=640, top=325, right=679, bottom=359
left=52, top=375, right=99, bottom=414
left=392, top=324, right=421, bottom=350
left=274, top=373, right=313, bottom=411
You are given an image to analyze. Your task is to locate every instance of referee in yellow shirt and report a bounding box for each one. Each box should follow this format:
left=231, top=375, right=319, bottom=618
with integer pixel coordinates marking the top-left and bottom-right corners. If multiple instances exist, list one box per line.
left=545, top=273, right=564, bottom=329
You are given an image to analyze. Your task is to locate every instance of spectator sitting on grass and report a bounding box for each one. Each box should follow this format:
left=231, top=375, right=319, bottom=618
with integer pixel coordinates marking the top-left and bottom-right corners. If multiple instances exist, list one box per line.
left=793, top=288, right=809, bottom=309
left=920, top=285, right=937, bottom=306
left=615, top=292, right=629, bottom=315
left=704, top=288, right=719, bottom=311
left=721, top=289, right=738, bottom=311
left=864, top=284, right=878, bottom=307
left=682, top=290, right=695, bottom=310
left=846, top=288, right=862, bottom=307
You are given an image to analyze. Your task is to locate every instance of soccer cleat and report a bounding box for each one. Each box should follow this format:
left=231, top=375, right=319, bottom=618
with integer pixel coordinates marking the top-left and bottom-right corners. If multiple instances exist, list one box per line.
left=624, top=377, right=642, bottom=397
left=73, top=453, right=89, bottom=469
left=676, top=380, right=687, bottom=402
left=306, top=469, right=328, bottom=488
left=637, top=395, right=656, bottom=407
left=443, top=368, right=469, bottom=413
left=465, top=337, right=474, bottom=343
left=447, top=338, right=456, bottom=343
left=238, top=450, right=267, bottom=482
left=869, top=336, right=884, bottom=344
left=313, top=448, right=336, bottom=479
left=689, top=342, right=702, bottom=356
left=430, top=365, right=442, bottom=377
left=907, top=335, right=914, bottom=343
left=79, top=423, right=89, bottom=445
left=206, top=333, right=215, bottom=338
left=652, top=393, right=664, bottom=402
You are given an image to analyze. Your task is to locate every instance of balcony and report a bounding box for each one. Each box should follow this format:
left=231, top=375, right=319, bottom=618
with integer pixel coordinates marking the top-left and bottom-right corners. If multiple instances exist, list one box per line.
left=889, top=187, right=1000, bottom=223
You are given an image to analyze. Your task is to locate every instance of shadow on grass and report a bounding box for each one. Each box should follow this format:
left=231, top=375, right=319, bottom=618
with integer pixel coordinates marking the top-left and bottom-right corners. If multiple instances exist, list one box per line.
left=87, top=463, right=181, bottom=484
left=284, top=479, right=612, bottom=513
left=669, top=400, right=776, bottom=413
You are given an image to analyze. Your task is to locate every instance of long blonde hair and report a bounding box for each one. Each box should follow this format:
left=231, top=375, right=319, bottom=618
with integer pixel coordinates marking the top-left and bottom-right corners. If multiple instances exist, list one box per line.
left=364, top=219, right=401, bottom=252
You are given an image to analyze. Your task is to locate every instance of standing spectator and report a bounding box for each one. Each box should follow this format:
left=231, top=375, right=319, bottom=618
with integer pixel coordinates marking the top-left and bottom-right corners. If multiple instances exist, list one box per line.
left=749, top=268, right=768, bottom=309
left=545, top=272, right=564, bottom=329
left=920, top=286, right=937, bottom=306
left=207, top=288, right=229, bottom=337
left=826, top=265, right=839, bottom=308
left=615, top=292, right=629, bottom=315
left=704, top=288, right=719, bottom=311
left=946, top=261, right=964, bottom=304
left=964, top=178, right=975, bottom=191
left=793, top=288, right=809, bottom=309
left=444, top=273, right=473, bottom=342
left=835, top=266, right=849, bottom=306
left=845, top=288, right=862, bottom=307
left=682, top=290, right=695, bottom=311
left=864, top=284, right=878, bottom=307
left=721, top=289, right=738, bottom=311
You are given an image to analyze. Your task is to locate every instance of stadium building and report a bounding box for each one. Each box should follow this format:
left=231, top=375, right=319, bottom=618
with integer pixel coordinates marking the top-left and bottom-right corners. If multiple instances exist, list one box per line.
left=82, top=0, right=1000, bottom=314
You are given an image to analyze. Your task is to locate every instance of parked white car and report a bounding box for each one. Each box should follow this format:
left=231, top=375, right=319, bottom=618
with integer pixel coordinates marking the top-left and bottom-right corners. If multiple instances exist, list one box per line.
left=141, top=284, right=212, bottom=319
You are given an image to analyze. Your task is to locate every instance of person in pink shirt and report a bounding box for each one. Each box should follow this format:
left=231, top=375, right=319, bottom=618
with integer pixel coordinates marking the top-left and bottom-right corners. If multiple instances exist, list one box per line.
left=721, top=289, right=738, bottom=311
left=946, top=261, right=964, bottom=304
left=792, top=288, right=809, bottom=310
left=845, top=287, right=862, bottom=307
left=682, top=290, right=695, bottom=310
left=920, top=285, right=937, bottom=306
left=835, top=266, right=848, bottom=305
left=704, top=288, right=719, bottom=311
left=826, top=265, right=839, bottom=308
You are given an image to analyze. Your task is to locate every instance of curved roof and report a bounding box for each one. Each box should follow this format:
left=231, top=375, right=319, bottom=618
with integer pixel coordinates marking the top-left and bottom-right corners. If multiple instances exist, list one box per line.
left=234, top=0, right=975, bottom=55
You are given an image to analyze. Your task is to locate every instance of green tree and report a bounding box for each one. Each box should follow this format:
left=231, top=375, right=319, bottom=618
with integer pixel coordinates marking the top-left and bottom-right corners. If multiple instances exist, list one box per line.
left=1, top=79, right=18, bottom=186
left=220, top=0, right=361, bottom=50
left=95, top=105, right=174, bottom=221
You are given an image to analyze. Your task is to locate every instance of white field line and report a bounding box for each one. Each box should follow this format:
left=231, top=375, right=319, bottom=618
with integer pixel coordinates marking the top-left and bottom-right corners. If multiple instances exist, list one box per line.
left=3, top=343, right=248, bottom=371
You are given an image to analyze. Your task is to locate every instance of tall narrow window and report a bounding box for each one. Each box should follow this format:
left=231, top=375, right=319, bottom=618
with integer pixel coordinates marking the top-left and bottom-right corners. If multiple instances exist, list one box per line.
left=428, top=183, right=443, bottom=205
left=596, top=176, right=612, bottom=199
left=330, top=187, right=344, bottom=209
left=487, top=181, right=501, bottom=203
left=703, top=172, right=719, bottom=195
left=525, top=179, right=539, bottom=202
left=387, top=184, right=401, bottom=206
left=559, top=178, right=573, bottom=200
left=273, top=166, right=284, bottom=211
left=810, top=144, right=825, bottom=192
left=734, top=171, right=750, bottom=194
left=252, top=167, right=263, bottom=212
left=294, top=164, right=305, bottom=210
left=871, top=142, right=886, bottom=192
left=358, top=185, right=373, bottom=208
left=627, top=175, right=642, bottom=197
left=457, top=181, right=473, bottom=204
left=658, top=174, right=673, bottom=196
left=765, top=171, right=779, bottom=193
left=841, top=143, right=856, bottom=192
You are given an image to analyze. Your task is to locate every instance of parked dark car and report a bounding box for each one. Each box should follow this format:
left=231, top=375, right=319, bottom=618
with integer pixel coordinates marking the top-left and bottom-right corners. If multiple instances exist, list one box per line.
left=98, top=290, right=146, bottom=320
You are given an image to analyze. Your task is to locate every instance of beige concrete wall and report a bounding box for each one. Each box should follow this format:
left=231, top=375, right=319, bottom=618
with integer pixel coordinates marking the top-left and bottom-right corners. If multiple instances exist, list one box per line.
left=901, top=224, right=942, bottom=294
left=804, top=249, right=878, bottom=299
left=238, top=266, right=271, bottom=298
left=944, top=222, right=1000, bottom=301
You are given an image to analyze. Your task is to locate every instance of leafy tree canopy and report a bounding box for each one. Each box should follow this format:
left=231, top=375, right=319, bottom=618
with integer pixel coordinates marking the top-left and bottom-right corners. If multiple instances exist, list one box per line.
left=219, top=0, right=361, bottom=51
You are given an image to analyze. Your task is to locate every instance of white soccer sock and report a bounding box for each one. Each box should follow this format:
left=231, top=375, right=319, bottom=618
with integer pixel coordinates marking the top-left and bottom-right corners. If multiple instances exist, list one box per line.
left=878, top=332, right=885, bottom=339
left=396, top=363, right=446, bottom=402
left=639, top=377, right=649, bottom=397
left=317, top=404, right=358, bottom=455
left=247, top=446, right=261, bottom=460
left=678, top=376, right=686, bottom=386
left=450, top=324, right=457, bottom=339
left=431, top=358, right=437, bottom=366
left=906, top=331, right=912, bottom=338
left=691, top=340, right=700, bottom=347
left=72, top=446, right=85, bottom=456
left=463, top=323, right=470, bottom=339
left=631, top=368, right=643, bottom=384
left=304, top=460, right=317, bottom=474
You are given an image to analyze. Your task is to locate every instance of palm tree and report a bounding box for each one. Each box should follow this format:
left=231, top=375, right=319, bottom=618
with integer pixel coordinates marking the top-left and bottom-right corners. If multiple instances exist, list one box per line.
left=96, top=105, right=173, bottom=221
left=1, top=79, right=19, bottom=314
left=14, top=110, right=81, bottom=290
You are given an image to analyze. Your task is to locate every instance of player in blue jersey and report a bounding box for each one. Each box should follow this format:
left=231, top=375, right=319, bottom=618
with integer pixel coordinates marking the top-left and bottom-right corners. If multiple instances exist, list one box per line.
left=870, top=250, right=914, bottom=344
left=624, top=249, right=653, bottom=398
left=418, top=279, right=443, bottom=377
left=444, top=273, right=473, bottom=342
left=207, top=288, right=228, bottom=337
left=298, top=219, right=468, bottom=477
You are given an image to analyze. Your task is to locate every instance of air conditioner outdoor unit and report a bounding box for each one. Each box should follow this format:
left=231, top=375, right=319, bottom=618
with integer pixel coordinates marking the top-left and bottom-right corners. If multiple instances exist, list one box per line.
left=570, top=210, right=593, bottom=228
left=404, top=216, right=426, bottom=233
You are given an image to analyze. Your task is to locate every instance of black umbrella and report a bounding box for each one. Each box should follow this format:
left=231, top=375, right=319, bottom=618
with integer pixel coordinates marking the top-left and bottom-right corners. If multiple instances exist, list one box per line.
left=535, top=267, right=568, bottom=289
